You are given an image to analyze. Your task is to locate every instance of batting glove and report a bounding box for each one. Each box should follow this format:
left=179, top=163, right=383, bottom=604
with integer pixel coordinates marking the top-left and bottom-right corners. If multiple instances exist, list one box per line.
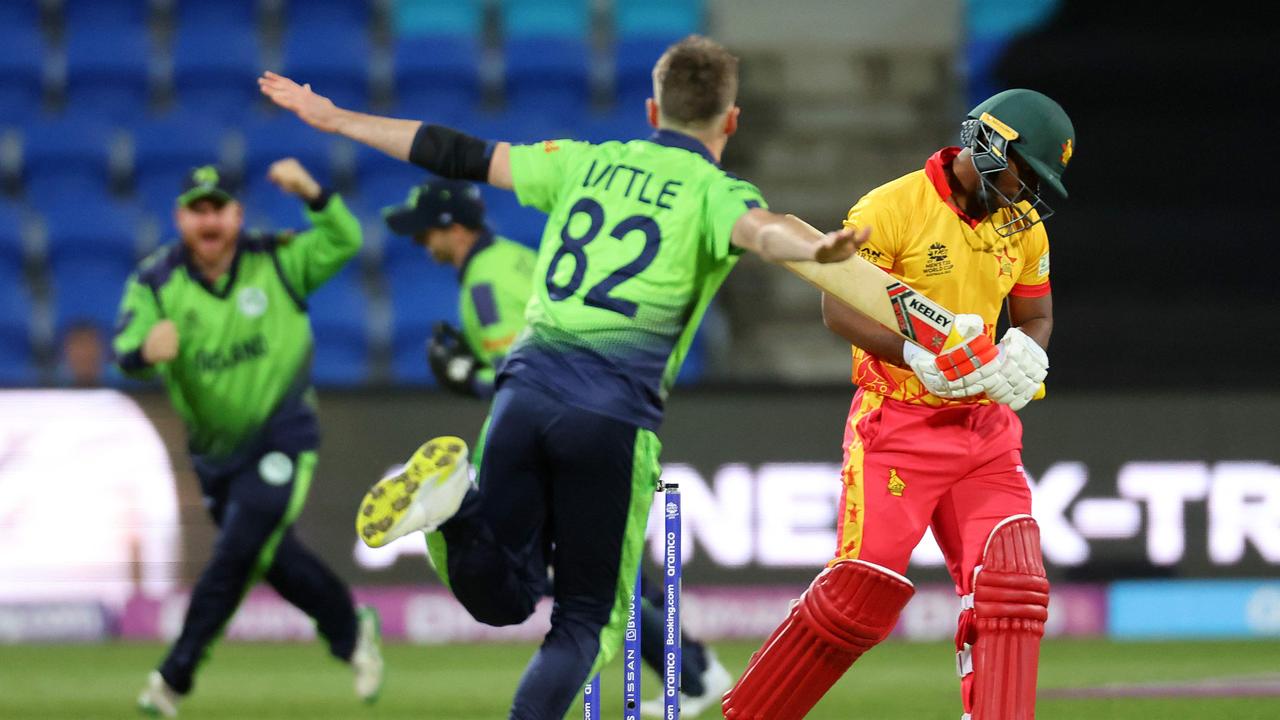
left=905, top=314, right=996, bottom=399
left=982, top=328, right=1049, bottom=411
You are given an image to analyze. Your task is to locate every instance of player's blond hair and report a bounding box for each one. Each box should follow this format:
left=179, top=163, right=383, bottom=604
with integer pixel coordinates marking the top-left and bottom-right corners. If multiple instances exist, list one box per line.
left=652, top=35, right=739, bottom=130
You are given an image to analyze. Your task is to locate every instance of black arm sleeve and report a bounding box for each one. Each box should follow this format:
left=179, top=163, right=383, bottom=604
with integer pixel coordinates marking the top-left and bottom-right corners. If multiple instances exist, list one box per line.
left=408, top=124, right=495, bottom=181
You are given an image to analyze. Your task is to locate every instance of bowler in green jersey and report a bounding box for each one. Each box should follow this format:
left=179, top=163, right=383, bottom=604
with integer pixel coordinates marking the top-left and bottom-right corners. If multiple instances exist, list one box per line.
left=118, top=161, right=383, bottom=716
left=263, top=35, right=868, bottom=719
left=384, top=176, right=736, bottom=711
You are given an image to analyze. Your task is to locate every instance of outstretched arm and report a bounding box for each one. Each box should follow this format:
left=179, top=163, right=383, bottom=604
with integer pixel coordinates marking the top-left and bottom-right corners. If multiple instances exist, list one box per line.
left=730, top=209, right=868, bottom=264
left=258, top=72, right=515, bottom=190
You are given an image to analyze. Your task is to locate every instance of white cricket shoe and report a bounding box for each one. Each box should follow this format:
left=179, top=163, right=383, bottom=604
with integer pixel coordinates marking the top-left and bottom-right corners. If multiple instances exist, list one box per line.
left=137, top=671, right=180, bottom=718
left=639, top=650, right=734, bottom=718
left=351, top=606, right=384, bottom=703
left=356, top=436, right=472, bottom=548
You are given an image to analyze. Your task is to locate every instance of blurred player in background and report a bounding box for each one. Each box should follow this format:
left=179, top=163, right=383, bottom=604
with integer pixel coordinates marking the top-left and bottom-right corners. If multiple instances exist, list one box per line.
left=382, top=178, right=534, bottom=399
left=115, top=161, right=383, bottom=716
left=723, top=89, right=1074, bottom=720
left=263, top=34, right=866, bottom=719
left=382, top=178, right=733, bottom=714
left=58, top=320, right=108, bottom=387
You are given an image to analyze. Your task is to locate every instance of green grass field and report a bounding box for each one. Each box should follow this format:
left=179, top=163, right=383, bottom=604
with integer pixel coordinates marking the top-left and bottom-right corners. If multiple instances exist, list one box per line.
left=2, top=639, right=1279, bottom=719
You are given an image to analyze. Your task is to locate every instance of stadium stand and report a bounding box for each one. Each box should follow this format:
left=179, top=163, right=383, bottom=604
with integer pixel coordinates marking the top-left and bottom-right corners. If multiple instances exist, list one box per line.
left=64, top=24, right=153, bottom=121
left=308, top=266, right=372, bottom=385
left=393, top=0, right=485, bottom=37
left=0, top=201, right=28, bottom=276
left=393, top=35, right=483, bottom=121
left=0, top=27, right=45, bottom=121
left=0, top=263, right=36, bottom=385
left=171, top=24, right=264, bottom=119
left=387, top=260, right=458, bottom=385
left=1, top=0, right=710, bottom=386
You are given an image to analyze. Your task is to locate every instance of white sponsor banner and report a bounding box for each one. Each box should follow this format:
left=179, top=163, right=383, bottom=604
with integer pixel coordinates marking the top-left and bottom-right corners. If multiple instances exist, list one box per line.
left=357, top=460, right=1280, bottom=573
left=0, top=390, right=180, bottom=610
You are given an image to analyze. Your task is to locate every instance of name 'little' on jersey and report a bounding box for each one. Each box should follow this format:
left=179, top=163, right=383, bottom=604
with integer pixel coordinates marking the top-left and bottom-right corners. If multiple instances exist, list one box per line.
left=505, top=131, right=765, bottom=429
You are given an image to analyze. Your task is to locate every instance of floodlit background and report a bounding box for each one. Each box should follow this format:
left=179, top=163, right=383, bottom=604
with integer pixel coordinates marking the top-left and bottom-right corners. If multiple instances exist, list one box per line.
left=1, top=0, right=1278, bottom=718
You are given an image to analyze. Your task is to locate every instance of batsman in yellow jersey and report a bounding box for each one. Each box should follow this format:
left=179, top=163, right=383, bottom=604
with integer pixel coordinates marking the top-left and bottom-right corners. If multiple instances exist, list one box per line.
left=724, top=89, right=1075, bottom=720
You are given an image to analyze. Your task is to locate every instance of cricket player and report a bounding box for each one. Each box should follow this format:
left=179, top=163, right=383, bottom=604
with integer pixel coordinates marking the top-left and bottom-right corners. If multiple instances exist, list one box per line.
left=382, top=179, right=734, bottom=714
left=262, top=35, right=867, bottom=719
left=117, top=162, right=383, bottom=716
left=722, top=89, right=1074, bottom=720
left=382, top=178, right=535, bottom=398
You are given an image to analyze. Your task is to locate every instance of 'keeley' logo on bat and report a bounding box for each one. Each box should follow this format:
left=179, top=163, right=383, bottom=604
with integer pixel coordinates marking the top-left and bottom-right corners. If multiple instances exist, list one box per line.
left=907, top=297, right=951, bottom=328
left=886, top=282, right=954, bottom=351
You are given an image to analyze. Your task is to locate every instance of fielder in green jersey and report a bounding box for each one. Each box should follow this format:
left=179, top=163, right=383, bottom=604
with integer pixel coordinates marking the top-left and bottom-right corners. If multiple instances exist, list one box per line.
left=119, top=161, right=383, bottom=717
left=381, top=178, right=535, bottom=398
left=263, top=35, right=867, bottom=719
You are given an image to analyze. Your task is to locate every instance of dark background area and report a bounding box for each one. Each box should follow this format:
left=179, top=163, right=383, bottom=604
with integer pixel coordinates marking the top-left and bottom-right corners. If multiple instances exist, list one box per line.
left=993, top=1, right=1279, bottom=389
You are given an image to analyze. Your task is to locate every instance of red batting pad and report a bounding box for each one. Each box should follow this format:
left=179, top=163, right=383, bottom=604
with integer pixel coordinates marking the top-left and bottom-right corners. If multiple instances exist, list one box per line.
left=935, top=334, right=999, bottom=380
left=971, top=516, right=1049, bottom=720
left=722, top=560, right=914, bottom=720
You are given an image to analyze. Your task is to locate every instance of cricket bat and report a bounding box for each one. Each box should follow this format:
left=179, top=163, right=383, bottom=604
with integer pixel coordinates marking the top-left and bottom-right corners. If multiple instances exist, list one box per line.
left=782, top=215, right=1045, bottom=399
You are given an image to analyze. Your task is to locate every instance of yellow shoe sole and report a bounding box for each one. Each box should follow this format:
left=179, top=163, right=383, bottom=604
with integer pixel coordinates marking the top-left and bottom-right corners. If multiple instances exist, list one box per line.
left=356, top=436, right=468, bottom=548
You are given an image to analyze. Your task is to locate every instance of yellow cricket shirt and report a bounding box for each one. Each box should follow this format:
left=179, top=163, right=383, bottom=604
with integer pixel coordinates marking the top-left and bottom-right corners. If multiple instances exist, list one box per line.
left=841, top=147, right=1051, bottom=405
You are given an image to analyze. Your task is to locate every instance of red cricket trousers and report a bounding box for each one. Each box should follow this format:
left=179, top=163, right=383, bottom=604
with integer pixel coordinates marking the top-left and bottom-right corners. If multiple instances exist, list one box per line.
left=833, top=389, right=1032, bottom=596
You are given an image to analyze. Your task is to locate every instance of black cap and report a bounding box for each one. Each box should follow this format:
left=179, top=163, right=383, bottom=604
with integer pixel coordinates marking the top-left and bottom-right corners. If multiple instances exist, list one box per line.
left=382, top=179, right=485, bottom=238
left=178, top=165, right=237, bottom=207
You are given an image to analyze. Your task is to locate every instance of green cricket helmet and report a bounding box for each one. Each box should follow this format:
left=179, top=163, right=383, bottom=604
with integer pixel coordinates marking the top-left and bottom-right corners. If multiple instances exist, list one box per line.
left=961, top=88, right=1075, bottom=236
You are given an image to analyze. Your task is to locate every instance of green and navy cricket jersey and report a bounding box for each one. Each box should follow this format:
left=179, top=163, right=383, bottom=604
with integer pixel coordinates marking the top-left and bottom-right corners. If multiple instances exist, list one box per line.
left=456, top=231, right=536, bottom=392
left=113, top=194, right=362, bottom=471
left=505, top=130, right=766, bottom=429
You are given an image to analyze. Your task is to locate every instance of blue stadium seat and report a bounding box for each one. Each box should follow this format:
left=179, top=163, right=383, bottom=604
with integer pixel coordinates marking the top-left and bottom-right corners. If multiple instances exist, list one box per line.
left=130, top=111, right=229, bottom=186
left=172, top=24, right=263, bottom=119
left=0, top=265, right=35, bottom=385
left=282, top=0, right=372, bottom=28
left=479, top=186, right=545, bottom=248
left=503, top=38, right=592, bottom=123
left=462, top=110, right=568, bottom=147
left=501, top=0, right=590, bottom=39
left=282, top=26, right=371, bottom=111
left=0, top=201, right=28, bottom=274
left=576, top=107, right=654, bottom=144
left=613, top=36, right=674, bottom=112
left=393, top=0, right=483, bottom=37
left=0, top=28, right=45, bottom=122
left=614, top=0, right=702, bottom=39
left=176, top=0, right=258, bottom=28
left=51, top=257, right=135, bottom=336
left=43, top=196, right=141, bottom=274
left=21, top=116, right=114, bottom=204
left=241, top=176, right=312, bottom=231
left=136, top=169, right=187, bottom=220
left=241, top=114, right=334, bottom=185
left=0, top=1, right=39, bottom=28
left=351, top=144, right=429, bottom=201
left=25, top=176, right=114, bottom=219
left=64, top=26, right=152, bottom=120
left=63, top=0, right=150, bottom=27
left=387, top=261, right=457, bottom=384
left=308, top=266, right=370, bottom=385
left=394, top=36, right=483, bottom=120
left=675, top=323, right=708, bottom=385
